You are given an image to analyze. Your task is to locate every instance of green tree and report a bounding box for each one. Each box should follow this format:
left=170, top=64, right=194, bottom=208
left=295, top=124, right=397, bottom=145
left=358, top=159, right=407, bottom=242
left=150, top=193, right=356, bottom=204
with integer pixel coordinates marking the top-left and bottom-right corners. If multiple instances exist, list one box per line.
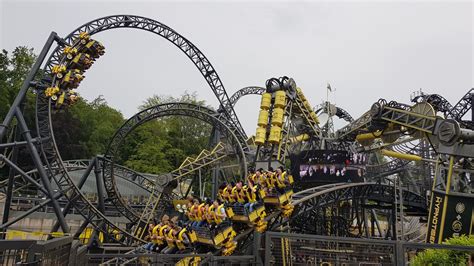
left=119, top=91, right=212, bottom=174
left=0, top=47, right=36, bottom=122
left=55, top=95, right=124, bottom=158
left=0, top=47, right=37, bottom=177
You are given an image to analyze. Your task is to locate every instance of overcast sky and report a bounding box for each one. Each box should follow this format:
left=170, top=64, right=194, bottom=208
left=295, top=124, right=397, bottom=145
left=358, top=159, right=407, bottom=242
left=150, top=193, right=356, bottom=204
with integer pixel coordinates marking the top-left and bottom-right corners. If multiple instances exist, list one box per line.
left=1, top=0, right=472, bottom=134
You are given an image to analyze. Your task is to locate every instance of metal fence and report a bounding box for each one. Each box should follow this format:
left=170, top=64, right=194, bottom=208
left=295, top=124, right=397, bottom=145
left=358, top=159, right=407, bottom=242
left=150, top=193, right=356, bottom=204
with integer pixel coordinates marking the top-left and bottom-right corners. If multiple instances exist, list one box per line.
left=87, top=253, right=258, bottom=265
left=265, top=232, right=474, bottom=266
left=0, top=236, right=85, bottom=265
left=265, top=232, right=397, bottom=265
left=0, top=232, right=472, bottom=265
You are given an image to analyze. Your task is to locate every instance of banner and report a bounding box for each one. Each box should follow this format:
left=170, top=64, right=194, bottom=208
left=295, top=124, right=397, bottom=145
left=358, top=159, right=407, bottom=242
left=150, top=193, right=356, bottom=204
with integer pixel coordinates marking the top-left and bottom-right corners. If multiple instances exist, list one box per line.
left=426, top=189, right=474, bottom=243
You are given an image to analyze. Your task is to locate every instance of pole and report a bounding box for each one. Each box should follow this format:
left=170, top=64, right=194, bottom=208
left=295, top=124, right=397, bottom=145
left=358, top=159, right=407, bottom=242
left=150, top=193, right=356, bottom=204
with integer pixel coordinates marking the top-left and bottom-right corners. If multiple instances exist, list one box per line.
left=399, top=175, right=404, bottom=240
left=15, top=108, right=69, bottom=233
left=0, top=32, right=59, bottom=140
left=50, top=158, right=96, bottom=233
left=93, top=158, right=107, bottom=243
left=199, top=168, right=202, bottom=199
left=0, top=126, right=21, bottom=238
left=209, top=128, right=220, bottom=199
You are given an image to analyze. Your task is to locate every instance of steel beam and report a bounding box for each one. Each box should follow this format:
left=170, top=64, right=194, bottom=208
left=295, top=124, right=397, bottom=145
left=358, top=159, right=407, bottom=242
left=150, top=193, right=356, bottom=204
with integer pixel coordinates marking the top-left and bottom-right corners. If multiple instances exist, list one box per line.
left=0, top=32, right=58, bottom=139
left=15, top=108, right=69, bottom=233
left=50, top=158, right=96, bottom=233
left=0, top=124, right=21, bottom=238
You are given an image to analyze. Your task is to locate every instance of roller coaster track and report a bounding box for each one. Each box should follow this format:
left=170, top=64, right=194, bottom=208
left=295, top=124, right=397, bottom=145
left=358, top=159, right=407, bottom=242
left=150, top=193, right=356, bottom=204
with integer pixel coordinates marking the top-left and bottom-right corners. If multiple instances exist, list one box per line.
left=411, top=93, right=453, bottom=116
left=315, top=105, right=354, bottom=123
left=102, top=102, right=247, bottom=226
left=0, top=158, right=163, bottom=233
left=63, top=158, right=156, bottom=195
left=448, top=88, right=474, bottom=128
left=102, top=182, right=427, bottom=264
left=0, top=159, right=156, bottom=197
left=32, top=14, right=254, bottom=244
left=133, top=142, right=228, bottom=239
left=335, top=111, right=373, bottom=141
left=42, top=15, right=246, bottom=141
left=229, top=86, right=266, bottom=107
left=285, top=182, right=427, bottom=234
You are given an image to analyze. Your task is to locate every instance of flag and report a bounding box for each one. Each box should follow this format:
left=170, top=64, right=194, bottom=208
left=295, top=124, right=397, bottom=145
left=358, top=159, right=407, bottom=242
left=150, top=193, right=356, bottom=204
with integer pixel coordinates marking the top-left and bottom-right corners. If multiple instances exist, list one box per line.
left=327, top=83, right=332, bottom=92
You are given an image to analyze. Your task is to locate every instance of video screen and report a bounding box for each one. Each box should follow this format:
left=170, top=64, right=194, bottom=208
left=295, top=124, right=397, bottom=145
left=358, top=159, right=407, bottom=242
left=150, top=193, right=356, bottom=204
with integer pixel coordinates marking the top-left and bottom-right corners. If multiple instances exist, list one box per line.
left=291, top=150, right=365, bottom=185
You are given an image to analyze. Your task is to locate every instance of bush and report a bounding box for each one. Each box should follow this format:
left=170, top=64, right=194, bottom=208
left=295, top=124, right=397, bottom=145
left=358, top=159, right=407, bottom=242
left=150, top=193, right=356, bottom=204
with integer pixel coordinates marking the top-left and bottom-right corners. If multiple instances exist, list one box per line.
left=411, top=235, right=474, bottom=266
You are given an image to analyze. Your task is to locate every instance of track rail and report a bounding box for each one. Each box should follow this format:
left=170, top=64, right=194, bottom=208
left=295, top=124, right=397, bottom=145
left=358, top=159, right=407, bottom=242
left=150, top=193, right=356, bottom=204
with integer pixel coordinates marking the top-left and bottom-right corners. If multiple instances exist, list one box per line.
left=102, top=102, right=247, bottom=225
left=34, top=15, right=250, bottom=244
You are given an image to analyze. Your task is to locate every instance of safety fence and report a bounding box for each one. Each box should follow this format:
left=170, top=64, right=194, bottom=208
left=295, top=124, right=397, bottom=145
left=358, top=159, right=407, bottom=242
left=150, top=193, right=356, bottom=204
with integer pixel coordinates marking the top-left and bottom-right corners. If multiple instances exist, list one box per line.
left=87, top=253, right=257, bottom=265
left=0, top=236, right=85, bottom=265
left=265, top=231, right=474, bottom=266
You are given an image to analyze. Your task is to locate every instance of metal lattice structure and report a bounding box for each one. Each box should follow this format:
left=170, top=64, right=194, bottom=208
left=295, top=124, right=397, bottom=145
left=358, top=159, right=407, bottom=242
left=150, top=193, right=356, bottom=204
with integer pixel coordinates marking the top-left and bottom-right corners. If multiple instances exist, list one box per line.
left=0, top=14, right=473, bottom=265
left=102, top=102, right=247, bottom=225
left=132, top=142, right=228, bottom=240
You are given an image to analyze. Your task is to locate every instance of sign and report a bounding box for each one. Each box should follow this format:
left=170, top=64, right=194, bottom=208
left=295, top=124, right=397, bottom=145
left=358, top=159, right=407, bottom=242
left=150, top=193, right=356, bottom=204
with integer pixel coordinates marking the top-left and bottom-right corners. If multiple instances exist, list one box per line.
left=426, top=189, right=474, bottom=243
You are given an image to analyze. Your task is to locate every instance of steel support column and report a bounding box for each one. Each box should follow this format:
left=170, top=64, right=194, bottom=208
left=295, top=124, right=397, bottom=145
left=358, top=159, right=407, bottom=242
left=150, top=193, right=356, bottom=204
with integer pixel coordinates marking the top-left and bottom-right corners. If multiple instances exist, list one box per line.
left=209, top=127, right=221, bottom=198
left=0, top=32, right=59, bottom=139
left=50, top=158, right=96, bottom=233
left=15, top=108, right=69, bottom=233
left=0, top=125, right=21, bottom=238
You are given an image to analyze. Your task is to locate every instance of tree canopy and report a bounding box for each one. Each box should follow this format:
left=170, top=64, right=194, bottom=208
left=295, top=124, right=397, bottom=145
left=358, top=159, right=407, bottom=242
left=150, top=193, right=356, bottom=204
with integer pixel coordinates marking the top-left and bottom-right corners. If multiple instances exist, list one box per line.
left=0, top=46, right=212, bottom=178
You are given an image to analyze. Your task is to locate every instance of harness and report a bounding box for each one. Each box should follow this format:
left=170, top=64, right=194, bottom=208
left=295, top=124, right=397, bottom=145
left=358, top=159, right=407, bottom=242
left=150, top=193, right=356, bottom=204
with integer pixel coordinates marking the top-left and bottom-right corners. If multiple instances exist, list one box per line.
left=196, top=203, right=205, bottom=220
left=276, top=172, right=287, bottom=188
left=158, top=225, right=169, bottom=245
left=207, top=205, right=216, bottom=223
left=266, top=172, right=276, bottom=188
left=215, top=204, right=225, bottom=224
left=152, top=225, right=161, bottom=244
left=223, top=187, right=235, bottom=203
left=232, top=187, right=246, bottom=203
left=166, top=229, right=175, bottom=247
left=176, top=229, right=188, bottom=250
left=243, top=185, right=257, bottom=203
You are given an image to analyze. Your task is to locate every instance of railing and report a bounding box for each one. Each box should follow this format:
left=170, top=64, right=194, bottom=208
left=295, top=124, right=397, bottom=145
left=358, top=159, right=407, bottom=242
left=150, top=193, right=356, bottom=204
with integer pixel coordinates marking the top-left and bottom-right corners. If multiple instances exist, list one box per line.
left=265, top=231, right=474, bottom=266
left=0, top=236, right=85, bottom=265
left=87, top=253, right=257, bottom=265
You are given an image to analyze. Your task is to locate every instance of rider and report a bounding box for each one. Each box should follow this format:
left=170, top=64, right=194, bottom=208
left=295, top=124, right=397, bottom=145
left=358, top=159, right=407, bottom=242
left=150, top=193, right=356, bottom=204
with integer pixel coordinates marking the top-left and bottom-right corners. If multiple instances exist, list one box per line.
left=144, top=222, right=156, bottom=251
left=161, top=226, right=178, bottom=254
left=213, top=199, right=227, bottom=228
left=232, top=181, right=246, bottom=206
left=221, top=182, right=235, bottom=203
left=189, top=199, right=205, bottom=229
left=154, top=215, right=171, bottom=252
left=175, top=226, right=193, bottom=253
left=275, top=166, right=289, bottom=193
left=265, top=167, right=276, bottom=191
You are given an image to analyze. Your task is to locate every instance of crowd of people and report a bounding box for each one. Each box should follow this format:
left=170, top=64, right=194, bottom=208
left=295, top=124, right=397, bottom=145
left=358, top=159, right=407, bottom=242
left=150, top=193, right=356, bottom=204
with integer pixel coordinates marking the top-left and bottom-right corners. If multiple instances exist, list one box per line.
left=143, top=166, right=293, bottom=254
left=144, top=215, right=192, bottom=254
left=218, top=166, right=292, bottom=211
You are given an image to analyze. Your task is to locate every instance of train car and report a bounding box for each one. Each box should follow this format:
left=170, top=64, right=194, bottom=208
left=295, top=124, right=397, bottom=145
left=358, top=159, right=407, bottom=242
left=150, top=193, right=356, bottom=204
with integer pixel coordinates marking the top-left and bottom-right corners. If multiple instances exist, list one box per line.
left=228, top=203, right=267, bottom=232
left=193, top=225, right=237, bottom=255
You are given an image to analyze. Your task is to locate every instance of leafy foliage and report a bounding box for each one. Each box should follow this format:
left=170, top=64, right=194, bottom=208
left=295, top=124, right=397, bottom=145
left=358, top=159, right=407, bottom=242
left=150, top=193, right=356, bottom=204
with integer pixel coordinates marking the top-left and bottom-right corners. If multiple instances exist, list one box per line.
left=1, top=47, right=212, bottom=178
left=0, top=47, right=36, bottom=122
left=53, top=95, right=125, bottom=159
left=411, top=235, right=474, bottom=266
left=119, top=92, right=212, bottom=174
left=0, top=47, right=37, bottom=176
